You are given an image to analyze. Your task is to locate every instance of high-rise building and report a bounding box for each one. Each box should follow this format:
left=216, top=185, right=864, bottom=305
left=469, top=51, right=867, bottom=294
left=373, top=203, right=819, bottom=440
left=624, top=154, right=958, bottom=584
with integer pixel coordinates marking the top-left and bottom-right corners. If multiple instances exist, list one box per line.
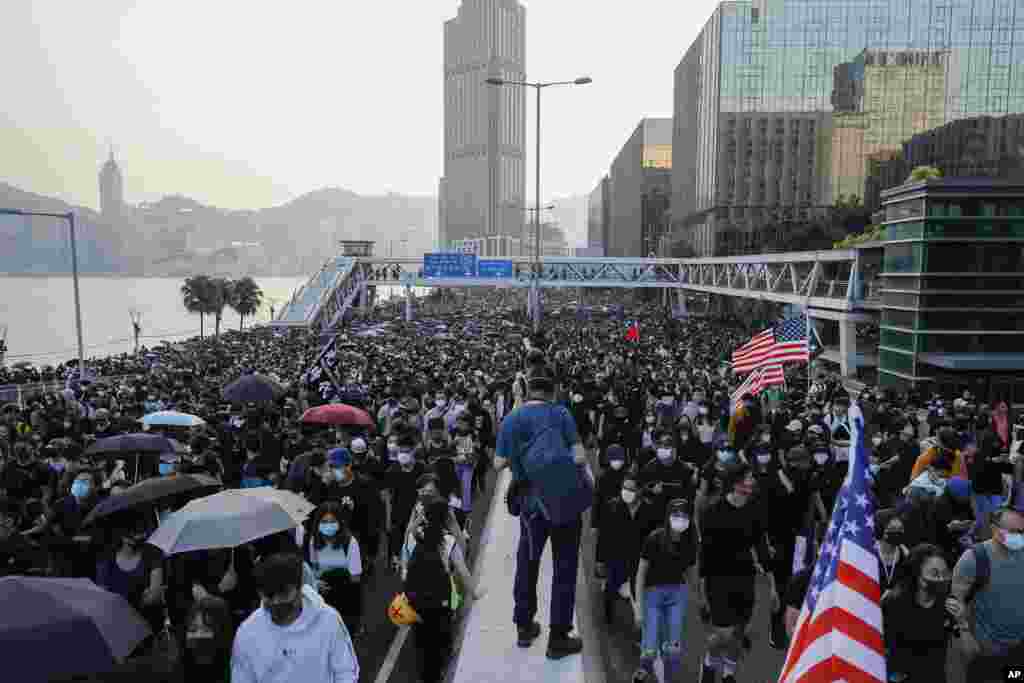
left=99, top=150, right=124, bottom=220
left=607, top=119, right=672, bottom=258
left=587, top=175, right=610, bottom=255
left=671, top=0, right=1024, bottom=256
left=439, top=0, right=526, bottom=255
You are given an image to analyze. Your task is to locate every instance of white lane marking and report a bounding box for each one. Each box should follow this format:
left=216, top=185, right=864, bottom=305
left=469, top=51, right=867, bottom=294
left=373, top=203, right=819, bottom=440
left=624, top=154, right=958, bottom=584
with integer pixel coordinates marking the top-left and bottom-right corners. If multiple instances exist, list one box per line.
left=375, top=624, right=410, bottom=683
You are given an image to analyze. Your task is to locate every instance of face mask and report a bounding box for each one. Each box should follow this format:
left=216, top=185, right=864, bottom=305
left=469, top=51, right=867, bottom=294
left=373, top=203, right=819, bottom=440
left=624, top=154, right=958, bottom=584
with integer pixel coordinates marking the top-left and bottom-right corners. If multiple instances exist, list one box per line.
left=608, top=459, right=625, bottom=471
left=716, top=450, right=734, bottom=464
left=872, top=437, right=883, bottom=447
left=902, top=428, right=915, bottom=439
left=185, top=633, right=218, bottom=661
left=266, top=593, right=302, bottom=625
left=621, top=489, right=637, bottom=504
left=435, top=399, right=446, bottom=408
left=669, top=515, right=690, bottom=532
left=319, top=522, right=339, bottom=537
left=923, top=578, right=951, bottom=599
left=71, top=480, right=90, bottom=499
left=645, top=416, right=655, bottom=425
left=883, top=531, right=904, bottom=546
left=572, top=394, right=583, bottom=404
left=657, top=447, right=674, bottom=463
left=1001, top=529, right=1024, bottom=552
left=387, top=442, right=399, bottom=453
left=757, top=454, right=771, bottom=465
left=760, top=434, right=771, bottom=445
left=397, top=451, right=413, bottom=466
left=813, top=452, right=829, bottom=466
left=50, top=461, right=66, bottom=473
left=159, top=463, right=175, bottom=476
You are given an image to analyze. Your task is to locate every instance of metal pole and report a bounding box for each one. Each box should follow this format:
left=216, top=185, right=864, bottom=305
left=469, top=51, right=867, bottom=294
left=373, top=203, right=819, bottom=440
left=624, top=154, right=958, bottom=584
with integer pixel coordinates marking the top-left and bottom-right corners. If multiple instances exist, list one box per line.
left=533, top=84, right=541, bottom=334
left=67, top=212, right=85, bottom=377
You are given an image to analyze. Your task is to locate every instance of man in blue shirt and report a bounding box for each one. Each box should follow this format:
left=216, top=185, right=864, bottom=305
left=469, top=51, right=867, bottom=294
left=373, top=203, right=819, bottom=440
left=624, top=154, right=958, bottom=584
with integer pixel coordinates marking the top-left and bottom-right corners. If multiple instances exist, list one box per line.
left=495, top=363, right=591, bottom=660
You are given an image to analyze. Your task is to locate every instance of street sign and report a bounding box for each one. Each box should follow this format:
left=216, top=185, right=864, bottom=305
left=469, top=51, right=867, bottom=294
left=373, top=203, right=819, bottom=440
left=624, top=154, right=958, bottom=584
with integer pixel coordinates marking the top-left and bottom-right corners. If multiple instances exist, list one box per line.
left=423, top=253, right=477, bottom=278
left=477, top=259, right=514, bottom=279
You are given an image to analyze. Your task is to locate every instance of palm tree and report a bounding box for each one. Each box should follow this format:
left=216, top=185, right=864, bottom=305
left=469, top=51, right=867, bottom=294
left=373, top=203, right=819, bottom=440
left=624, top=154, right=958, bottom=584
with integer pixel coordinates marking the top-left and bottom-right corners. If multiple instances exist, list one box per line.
left=180, top=275, right=212, bottom=339
left=908, top=165, right=942, bottom=183
left=230, top=276, right=264, bottom=330
left=206, top=278, right=234, bottom=338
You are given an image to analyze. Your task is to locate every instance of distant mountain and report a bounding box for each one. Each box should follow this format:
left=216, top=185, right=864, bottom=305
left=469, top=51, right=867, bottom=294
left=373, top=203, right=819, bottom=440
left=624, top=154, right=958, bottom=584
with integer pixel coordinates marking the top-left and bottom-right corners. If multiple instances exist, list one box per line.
left=0, top=182, right=437, bottom=276
left=0, top=182, right=123, bottom=273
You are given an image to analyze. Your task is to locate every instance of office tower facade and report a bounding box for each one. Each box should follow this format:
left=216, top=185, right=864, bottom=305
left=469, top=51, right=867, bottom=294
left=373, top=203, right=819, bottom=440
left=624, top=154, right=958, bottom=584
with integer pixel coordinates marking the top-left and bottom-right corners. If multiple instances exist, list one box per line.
left=608, top=118, right=672, bottom=258
left=671, top=0, right=1024, bottom=256
left=587, top=175, right=610, bottom=255
left=439, top=0, right=526, bottom=255
left=99, top=150, right=124, bottom=220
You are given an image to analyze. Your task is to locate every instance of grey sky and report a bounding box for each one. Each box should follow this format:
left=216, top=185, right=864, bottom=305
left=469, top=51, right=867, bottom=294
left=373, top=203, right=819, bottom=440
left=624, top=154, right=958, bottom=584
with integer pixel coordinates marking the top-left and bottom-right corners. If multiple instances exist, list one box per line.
left=2, top=0, right=718, bottom=211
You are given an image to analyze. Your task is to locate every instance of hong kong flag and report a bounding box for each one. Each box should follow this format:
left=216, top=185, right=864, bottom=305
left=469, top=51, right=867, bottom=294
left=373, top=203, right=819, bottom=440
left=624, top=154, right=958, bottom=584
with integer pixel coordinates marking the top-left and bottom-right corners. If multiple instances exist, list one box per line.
left=625, top=322, right=640, bottom=342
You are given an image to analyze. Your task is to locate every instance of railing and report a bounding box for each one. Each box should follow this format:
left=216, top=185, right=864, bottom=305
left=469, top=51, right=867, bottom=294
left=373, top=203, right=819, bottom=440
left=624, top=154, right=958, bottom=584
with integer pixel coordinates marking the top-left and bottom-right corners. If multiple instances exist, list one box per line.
left=275, top=257, right=354, bottom=324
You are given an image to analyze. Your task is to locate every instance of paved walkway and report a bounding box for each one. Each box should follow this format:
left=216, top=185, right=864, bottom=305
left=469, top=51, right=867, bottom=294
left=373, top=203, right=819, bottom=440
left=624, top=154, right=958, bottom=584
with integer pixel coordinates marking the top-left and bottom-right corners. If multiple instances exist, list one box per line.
left=450, top=469, right=591, bottom=683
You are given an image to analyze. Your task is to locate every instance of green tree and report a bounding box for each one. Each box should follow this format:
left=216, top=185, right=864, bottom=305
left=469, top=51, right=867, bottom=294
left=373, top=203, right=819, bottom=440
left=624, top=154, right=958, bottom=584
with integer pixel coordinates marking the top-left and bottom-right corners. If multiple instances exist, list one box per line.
left=230, top=276, right=264, bottom=330
left=908, top=165, right=942, bottom=183
left=205, top=277, right=234, bottom=337
left=180, top=275, right=213, bottom=339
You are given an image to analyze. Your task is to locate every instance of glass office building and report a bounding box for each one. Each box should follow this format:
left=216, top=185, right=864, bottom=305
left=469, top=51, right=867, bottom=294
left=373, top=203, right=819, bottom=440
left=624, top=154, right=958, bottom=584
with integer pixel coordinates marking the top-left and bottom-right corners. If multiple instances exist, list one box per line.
left=673, top=0, right=1024, bottom=255
left=877, top=178, right=1024, bottom=399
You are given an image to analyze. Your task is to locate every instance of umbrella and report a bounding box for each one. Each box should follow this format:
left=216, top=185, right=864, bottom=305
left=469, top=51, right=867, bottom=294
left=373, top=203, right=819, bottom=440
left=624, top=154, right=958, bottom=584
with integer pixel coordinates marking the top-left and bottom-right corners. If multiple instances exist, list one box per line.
left=147, top=488, right=314, bottom=556
left=84, top=473, right=222, bottom=526
left=86, top=433, right=176, bottom=457
left=222, top=374, right=285, bottom=403
left=300, top=403, right=373, bottom=427
left=139, top=410, right=206, bottom=428
left=0, top=577, right=152, bottom=683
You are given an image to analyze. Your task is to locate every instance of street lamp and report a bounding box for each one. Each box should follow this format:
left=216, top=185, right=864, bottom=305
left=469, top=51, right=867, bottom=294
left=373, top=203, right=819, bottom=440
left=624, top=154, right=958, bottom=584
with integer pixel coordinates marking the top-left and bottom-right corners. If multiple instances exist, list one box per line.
left=486, top=75, right=591, bottom=332
left=0, top=209, right=85, bottom=376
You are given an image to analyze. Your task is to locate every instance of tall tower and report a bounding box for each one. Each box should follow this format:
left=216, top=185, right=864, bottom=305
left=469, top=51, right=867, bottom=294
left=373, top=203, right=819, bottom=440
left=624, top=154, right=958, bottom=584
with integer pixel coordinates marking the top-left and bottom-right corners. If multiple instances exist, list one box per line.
left=99, top=147, right=124, bottom=219
left=440, top=0, right=526, bottom=254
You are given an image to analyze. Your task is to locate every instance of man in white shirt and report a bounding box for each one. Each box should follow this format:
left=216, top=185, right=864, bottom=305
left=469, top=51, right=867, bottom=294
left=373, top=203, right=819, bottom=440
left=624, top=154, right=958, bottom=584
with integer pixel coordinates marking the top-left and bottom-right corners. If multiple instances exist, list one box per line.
left=232, top=553, right=359, bottom=683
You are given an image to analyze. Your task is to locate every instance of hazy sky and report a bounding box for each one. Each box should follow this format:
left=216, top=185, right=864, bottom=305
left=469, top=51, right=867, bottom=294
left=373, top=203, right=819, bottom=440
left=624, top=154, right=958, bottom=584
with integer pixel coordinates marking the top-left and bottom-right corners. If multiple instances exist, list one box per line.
left=2, top=0, right=718, bottom=211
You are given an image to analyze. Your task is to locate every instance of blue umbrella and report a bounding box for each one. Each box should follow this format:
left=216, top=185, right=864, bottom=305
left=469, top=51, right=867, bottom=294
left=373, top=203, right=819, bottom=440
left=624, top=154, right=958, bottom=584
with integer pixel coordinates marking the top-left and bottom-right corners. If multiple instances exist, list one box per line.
left=0, top=577, right=152, bottom=683
left=140, top=410, right=206, bottom=428
left=222, top=373, right=285, bottom=403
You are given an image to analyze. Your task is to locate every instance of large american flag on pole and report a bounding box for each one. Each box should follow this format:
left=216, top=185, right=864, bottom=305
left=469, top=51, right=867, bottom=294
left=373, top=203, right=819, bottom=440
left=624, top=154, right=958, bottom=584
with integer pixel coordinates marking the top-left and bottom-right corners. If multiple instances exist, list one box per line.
left=777, top=402, right=886, bottom=683
left=730, top=363, right=785, bottom=410
left=732, top=314, right=810, bottom=375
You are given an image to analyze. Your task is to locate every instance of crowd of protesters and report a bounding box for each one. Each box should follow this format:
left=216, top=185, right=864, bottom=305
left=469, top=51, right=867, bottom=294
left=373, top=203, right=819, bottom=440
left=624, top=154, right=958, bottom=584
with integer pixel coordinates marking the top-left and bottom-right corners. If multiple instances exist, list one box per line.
left=0, top=287, right=1022, bottom=683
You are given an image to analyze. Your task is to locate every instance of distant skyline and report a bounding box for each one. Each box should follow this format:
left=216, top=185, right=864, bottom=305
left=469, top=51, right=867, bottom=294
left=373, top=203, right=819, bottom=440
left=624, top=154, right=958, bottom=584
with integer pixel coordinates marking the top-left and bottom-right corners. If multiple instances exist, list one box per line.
left=1, top=0, right=716, bottom=213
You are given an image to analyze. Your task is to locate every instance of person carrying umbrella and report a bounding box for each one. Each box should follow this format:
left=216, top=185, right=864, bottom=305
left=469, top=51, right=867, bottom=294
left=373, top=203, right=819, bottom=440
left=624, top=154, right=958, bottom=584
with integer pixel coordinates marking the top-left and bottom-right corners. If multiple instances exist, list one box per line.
left=95, top=519, right=166, bottom=633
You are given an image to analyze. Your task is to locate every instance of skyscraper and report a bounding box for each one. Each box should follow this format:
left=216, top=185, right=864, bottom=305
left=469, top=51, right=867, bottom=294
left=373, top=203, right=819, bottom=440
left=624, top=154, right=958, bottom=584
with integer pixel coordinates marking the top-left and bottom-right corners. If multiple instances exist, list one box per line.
left=99, top=149, right=124, bottom=220
left=671, top=0, right=1024, bottom=256
left=439, top=0, right=526, bottom=255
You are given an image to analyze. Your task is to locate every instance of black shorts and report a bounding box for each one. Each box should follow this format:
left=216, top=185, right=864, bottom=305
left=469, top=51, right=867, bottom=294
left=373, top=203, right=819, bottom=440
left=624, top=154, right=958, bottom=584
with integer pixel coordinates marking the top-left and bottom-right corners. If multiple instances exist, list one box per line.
left=706, top=574, right=756, bottom=628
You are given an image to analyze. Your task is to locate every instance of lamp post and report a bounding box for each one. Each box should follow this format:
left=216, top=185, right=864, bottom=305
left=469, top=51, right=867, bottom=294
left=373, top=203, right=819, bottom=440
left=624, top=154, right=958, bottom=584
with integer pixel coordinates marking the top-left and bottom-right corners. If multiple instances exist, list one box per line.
left=486, top=75, right=591, bottom=333
left=0, top=209, right=84, bottom=376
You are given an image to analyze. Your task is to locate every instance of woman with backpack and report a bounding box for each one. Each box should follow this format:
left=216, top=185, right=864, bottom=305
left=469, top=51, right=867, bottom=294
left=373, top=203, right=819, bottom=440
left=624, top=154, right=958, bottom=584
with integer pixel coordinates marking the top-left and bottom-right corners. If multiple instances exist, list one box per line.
left=404, top=499, right=483, bottom=683
left=307, top=501, right=363, bottom=636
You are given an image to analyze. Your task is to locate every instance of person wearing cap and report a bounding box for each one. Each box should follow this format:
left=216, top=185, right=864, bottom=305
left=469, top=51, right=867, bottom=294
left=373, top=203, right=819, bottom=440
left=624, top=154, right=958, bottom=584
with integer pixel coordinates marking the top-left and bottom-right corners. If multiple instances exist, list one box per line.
left=494, top=363, right=589, bottom=659
left=632, top=498, right=699, bottom=682
left=311, top=448, right=384, bottom=576
left=696, top=461, right=774, bottom=683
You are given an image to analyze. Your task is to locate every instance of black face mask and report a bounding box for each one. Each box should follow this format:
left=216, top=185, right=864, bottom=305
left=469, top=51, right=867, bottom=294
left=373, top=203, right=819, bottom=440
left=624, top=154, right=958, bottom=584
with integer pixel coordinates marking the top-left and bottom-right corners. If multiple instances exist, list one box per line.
left=883, top=531, right=905, bottom=546
left=923, top=577, right=951, bottom=599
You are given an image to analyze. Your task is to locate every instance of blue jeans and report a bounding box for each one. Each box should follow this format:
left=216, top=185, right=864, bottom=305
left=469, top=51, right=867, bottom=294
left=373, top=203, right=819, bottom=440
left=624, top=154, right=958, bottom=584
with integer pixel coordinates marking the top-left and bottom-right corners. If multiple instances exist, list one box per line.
left=642, top=584, right=688, bottom=681
left=514, top=511, right=582, bottom=632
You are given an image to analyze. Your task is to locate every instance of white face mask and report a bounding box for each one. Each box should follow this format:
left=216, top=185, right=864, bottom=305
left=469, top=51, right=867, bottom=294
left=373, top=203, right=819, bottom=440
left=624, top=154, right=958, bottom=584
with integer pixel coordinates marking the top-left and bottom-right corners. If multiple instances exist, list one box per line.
left=435, top=399, right=446, bottom=408
left=872, top=437, right=883, bottom=447
left=646, top=416, right=655, bottom=425
left=656, top=447, right=674, bottom=463
left=621, top=489, right=637, bottom=504
left=669, top=516, right=690, bottom=532
left=814, top=452, right=829, bottom=465
left=757, top=454, right=771, bottom=464
left=397, top=451, right=413, bottom=465
left=609, top=459, right=625, bottom=471
left=572, top=394, right=583, bottom=404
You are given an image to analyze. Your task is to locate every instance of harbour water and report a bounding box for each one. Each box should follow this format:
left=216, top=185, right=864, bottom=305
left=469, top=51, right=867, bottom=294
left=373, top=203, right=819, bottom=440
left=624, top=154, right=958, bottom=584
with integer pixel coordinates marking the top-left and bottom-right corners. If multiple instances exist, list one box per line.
left=1, top=275, right=307, bottom=364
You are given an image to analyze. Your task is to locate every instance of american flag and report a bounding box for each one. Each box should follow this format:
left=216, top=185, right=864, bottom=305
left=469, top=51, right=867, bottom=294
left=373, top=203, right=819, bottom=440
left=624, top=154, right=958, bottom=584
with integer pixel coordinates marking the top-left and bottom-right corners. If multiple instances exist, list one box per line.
left=732, top=314, right=810, bottom=375
left=777, top=403, right=886, bottom=683
left=730, top=363, right=785, bottom=410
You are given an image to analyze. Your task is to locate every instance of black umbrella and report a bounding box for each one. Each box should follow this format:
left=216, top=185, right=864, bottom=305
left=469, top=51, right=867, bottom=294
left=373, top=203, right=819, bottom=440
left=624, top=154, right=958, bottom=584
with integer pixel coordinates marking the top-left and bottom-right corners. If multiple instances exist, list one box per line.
left=84, top=473, right=222, bottom=526
left=86, top=433, right=176, bottom=457
left=222, top=374, right=285, bottom=403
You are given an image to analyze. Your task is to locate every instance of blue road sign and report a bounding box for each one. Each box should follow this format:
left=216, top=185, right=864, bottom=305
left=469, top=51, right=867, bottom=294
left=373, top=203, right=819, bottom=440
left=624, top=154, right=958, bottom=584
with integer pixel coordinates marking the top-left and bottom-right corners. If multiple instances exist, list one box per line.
left=423, top=253, right=477, bottom=278
left=477, top=259, right=514, bottom=279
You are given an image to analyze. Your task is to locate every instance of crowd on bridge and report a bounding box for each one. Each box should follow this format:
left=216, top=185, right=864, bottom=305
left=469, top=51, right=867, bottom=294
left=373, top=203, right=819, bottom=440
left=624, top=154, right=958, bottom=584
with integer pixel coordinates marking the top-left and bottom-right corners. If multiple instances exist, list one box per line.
left=0, top=286, right=1022, bottom=683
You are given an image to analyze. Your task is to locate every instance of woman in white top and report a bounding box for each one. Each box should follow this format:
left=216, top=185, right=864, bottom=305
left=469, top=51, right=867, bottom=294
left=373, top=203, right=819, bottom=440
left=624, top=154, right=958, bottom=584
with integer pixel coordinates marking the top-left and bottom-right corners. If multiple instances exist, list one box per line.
left=307, top=501, right=363, bottom=636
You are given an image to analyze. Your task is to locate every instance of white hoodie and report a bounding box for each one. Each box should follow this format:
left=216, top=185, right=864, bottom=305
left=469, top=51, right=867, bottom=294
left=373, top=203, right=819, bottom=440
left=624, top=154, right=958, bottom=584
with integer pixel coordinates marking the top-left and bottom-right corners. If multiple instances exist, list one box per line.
left=231, top=584, right=359, bottom=683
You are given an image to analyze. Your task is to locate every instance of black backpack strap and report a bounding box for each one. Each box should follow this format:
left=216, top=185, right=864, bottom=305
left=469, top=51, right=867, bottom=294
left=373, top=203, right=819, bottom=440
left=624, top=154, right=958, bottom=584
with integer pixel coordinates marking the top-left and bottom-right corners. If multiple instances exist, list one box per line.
left=965, top=543, right=991, bottom=603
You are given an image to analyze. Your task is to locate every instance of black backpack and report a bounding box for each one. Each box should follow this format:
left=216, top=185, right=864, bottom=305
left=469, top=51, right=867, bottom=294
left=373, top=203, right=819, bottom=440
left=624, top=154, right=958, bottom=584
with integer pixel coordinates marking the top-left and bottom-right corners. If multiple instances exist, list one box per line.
left=404, top=541, right=451, bottom=612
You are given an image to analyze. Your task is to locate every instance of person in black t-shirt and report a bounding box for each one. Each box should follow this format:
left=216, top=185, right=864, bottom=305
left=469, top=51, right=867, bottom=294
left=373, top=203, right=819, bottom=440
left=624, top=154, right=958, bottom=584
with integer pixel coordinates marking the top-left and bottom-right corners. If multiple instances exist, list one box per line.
left=633, top=498, right=698, bottom=683
left=696, top=462, right=775, bottom=683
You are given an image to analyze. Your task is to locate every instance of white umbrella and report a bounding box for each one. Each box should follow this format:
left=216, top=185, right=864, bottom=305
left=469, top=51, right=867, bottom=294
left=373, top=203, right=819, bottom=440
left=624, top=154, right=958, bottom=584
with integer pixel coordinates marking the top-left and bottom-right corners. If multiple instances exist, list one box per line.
left=147, top=488, right=314, bottom=556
